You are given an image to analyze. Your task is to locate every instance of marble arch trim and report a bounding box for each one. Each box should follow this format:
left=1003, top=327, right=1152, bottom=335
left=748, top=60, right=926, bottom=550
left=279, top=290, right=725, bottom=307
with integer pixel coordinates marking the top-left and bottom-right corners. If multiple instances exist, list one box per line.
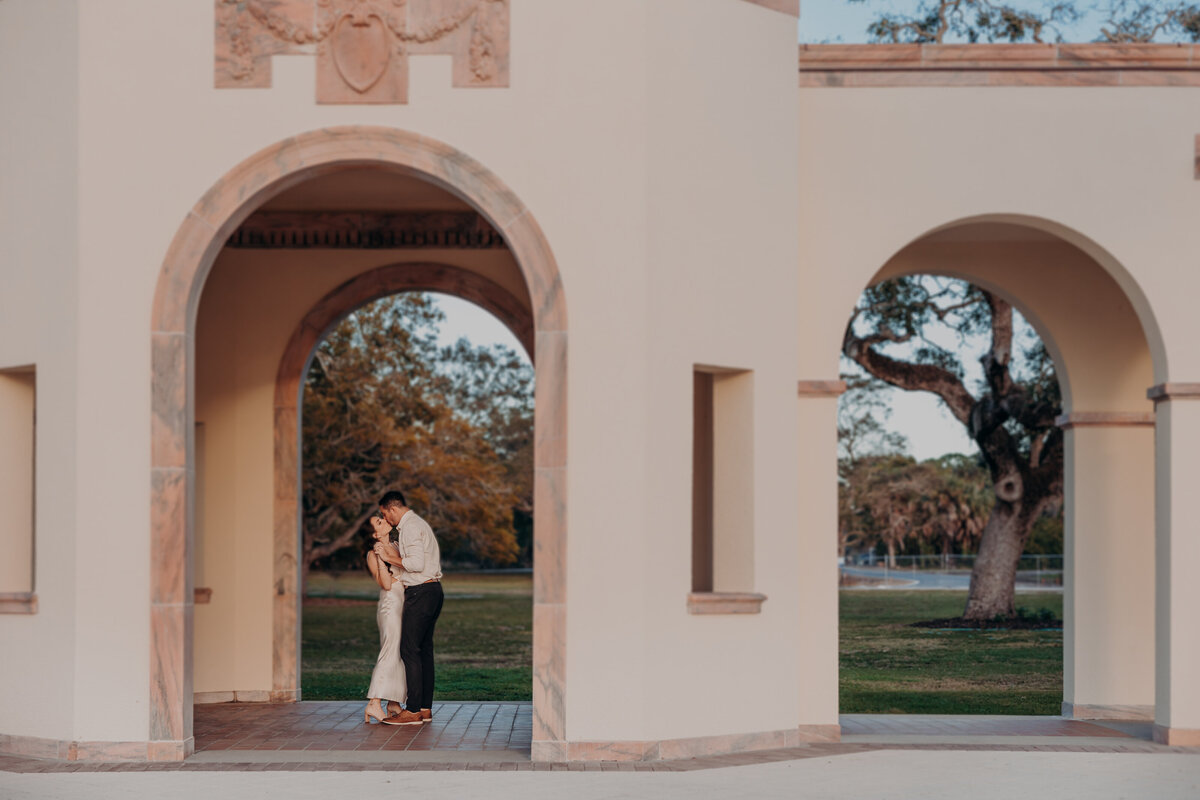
left=151, top=127, right=567, bottom=761
left=269, top=262, right=535, bottom=702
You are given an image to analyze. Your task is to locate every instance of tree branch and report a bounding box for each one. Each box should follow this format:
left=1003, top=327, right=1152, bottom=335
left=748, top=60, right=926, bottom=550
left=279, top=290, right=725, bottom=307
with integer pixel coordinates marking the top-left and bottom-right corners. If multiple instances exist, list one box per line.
left=843, top=330, right=978, bottom=425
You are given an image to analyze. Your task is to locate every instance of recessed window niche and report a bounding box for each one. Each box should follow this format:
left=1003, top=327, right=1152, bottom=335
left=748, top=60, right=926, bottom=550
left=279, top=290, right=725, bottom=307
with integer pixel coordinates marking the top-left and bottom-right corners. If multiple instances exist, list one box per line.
left=690, top=366, right=765, bottom=615
left=0, top=366, right=36, bottom=614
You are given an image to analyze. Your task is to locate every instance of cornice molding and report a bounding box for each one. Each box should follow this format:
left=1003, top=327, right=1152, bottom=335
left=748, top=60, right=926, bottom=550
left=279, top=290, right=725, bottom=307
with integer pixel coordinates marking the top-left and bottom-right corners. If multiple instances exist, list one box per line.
left=740, top=0, right=799, bottom=17
left=797, top=379, right=847, bottom=398
left=799, top=43, right=1200, bottom=88
left=687, top=592, right=767, bottom=615
left=226, top=211, right=508, bottom=249
left=1055, top=412, right=1155, bottom=429
left=1148, top=383, right=1200, bottom=402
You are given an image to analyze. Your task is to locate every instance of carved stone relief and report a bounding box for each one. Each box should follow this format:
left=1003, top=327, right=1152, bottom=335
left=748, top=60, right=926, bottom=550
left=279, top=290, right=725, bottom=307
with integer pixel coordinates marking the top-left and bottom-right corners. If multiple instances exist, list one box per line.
left=215, top=0, right=510, bottom=104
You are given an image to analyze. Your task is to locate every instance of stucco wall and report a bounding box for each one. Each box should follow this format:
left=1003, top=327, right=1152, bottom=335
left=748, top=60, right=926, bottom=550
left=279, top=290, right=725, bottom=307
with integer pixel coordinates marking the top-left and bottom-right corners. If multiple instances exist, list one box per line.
left=796, top=86, right=1200, bottom=376
left=0, top=0, right=80, bottom=743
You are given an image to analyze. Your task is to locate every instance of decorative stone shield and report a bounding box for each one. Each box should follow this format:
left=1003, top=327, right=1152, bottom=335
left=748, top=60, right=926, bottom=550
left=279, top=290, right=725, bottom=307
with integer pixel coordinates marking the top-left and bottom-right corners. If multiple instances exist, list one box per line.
left=331, top=12, right=391, bottom=93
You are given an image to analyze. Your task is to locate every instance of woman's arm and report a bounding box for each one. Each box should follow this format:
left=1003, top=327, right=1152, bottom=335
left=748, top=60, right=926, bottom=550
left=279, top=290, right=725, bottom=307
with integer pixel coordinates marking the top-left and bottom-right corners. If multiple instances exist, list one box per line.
left=374, top=541, right=403, bottom=570
left=366, top=551, right=392, bottom=591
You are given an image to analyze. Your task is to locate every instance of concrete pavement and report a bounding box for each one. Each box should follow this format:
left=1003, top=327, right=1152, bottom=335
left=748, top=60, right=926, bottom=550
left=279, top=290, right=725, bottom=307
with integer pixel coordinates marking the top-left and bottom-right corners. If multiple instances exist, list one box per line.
left=3, top=750, right=1198, bottom=800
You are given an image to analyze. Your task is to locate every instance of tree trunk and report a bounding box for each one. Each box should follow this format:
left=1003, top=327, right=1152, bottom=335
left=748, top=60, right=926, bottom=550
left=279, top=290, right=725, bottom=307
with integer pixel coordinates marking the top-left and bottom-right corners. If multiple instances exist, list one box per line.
left=963, top=502, right=1036, bottom=620
left=886, top=540, right=896, bottom=569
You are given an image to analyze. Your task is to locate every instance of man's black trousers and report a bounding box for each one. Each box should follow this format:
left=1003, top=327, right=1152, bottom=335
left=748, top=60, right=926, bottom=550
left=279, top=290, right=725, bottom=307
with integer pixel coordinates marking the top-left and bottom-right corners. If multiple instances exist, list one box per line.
left=401, top=581, right=445, bottom=712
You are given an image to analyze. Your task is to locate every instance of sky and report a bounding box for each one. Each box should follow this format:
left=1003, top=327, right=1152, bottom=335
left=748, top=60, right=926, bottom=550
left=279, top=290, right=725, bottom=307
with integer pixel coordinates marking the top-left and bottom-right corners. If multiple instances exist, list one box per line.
left=797, top=0, right=1110, bottom=44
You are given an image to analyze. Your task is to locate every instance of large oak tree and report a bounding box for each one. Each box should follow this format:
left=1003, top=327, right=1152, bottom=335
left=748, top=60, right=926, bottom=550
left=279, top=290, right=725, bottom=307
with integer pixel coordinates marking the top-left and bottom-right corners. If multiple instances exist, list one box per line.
left=843, top=277, right=1061, bottom=619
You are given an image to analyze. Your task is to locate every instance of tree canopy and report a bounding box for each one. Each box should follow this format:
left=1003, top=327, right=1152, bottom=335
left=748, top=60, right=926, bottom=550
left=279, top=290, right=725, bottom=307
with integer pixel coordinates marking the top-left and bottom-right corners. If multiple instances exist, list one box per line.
left=847, top=0, right=1200, bottom=43
left=301, top=293, right=533, bottom=576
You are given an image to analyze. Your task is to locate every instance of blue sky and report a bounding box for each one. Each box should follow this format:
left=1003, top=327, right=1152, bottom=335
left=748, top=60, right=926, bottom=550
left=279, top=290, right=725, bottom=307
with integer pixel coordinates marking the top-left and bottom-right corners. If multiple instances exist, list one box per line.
left=798, top=0, right=1110, bottom=44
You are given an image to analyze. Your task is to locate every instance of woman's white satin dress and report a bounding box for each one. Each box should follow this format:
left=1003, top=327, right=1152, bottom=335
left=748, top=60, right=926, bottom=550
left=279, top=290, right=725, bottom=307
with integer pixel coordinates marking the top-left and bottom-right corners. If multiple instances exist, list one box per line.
left=367, top=568, right=407, bottom=704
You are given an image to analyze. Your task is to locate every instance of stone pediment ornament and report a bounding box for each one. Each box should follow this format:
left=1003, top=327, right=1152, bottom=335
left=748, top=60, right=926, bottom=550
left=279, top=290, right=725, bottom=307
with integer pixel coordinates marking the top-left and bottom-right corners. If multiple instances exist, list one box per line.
left=215, top=0, right=510, bottom=104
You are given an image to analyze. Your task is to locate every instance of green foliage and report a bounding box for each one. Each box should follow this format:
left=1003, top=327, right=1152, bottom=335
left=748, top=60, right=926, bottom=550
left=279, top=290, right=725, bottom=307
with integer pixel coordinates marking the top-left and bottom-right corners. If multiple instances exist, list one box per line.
left=849, top=0, right=1080, bottom=43
left=840, top=590, right=1063, bottom=714
left=302, top=293, right=533, bottom=572
left=1024, top=509, right=1064, bottom=554
left=1100, top=1, right=1200, bottom=41
left=848, top=0, right=1200, bottom=43
left=840, top=452, right=993, bottom=559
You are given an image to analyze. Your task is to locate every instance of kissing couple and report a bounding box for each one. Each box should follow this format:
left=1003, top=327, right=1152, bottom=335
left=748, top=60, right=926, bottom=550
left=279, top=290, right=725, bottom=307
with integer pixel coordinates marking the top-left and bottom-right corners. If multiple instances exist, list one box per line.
left=362, top=489, right=445, bottom=726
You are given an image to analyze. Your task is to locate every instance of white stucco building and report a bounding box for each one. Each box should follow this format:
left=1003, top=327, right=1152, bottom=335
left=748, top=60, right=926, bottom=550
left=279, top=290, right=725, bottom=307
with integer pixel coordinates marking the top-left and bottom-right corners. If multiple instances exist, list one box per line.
left=2, top=0, right=1199, bottom=762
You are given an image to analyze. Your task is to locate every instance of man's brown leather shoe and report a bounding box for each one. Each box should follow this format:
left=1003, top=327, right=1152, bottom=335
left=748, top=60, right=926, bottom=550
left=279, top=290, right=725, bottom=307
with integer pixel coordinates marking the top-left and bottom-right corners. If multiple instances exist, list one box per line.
left=381, top=710, right=424, bottom=726
left=420, top=708, right=432, bottom=722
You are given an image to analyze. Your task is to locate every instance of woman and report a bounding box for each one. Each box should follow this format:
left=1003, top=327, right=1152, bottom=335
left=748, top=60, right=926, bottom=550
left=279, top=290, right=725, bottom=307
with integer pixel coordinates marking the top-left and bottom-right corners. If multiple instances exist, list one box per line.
left=364, top=517, right=407, bottom=723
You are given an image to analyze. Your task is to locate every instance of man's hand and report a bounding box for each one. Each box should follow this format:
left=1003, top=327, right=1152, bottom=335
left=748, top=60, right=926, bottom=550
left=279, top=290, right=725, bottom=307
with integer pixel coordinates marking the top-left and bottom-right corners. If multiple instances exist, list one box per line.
left=374, top=541, right=402, bottom=568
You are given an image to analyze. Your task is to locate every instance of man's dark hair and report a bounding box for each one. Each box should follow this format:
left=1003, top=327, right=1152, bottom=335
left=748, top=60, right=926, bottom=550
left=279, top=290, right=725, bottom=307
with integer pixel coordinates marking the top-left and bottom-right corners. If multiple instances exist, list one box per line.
left=379, top=489, right=407, bottom=510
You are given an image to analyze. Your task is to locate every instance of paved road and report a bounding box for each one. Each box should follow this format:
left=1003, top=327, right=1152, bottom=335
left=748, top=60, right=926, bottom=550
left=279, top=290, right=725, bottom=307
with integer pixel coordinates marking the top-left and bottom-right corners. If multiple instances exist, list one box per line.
left=3, top=751, right=1198, bottom=800
left=841, top=566, right=1063, bottom=592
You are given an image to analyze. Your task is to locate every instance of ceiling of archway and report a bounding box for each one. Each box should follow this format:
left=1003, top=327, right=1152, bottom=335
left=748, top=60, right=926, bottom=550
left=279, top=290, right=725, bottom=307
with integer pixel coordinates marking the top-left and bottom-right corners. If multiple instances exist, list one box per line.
left=261, top=168, right=474, bottom=212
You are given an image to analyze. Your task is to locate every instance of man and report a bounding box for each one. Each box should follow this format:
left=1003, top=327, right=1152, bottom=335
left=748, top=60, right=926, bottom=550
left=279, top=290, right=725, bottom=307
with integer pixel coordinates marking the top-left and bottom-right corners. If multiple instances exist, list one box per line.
left=372, top=489, right=444, bottom=726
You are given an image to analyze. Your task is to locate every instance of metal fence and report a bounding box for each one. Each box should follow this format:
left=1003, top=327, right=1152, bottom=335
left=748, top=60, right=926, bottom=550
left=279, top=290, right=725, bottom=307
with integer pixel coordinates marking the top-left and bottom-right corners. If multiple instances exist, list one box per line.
left=843, top=554, right=1063, bottom=587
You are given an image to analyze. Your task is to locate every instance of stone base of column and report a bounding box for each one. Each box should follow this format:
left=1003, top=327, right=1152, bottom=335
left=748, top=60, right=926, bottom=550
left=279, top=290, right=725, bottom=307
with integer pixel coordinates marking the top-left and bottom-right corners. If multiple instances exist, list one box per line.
left=1153, top=724, right=1200, bottom=746
left=194, top=689, right=300, bottom=704
left=534, top=725, right=840, bottom=762
left=0, top=734, right=193, bottom=762
left=1061, top=702, right=1154, bottom=721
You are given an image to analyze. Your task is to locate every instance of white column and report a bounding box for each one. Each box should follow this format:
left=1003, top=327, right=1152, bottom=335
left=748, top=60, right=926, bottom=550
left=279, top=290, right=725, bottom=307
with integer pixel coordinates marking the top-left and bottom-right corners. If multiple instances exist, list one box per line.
left=1059, top=414, right=1156, bottom=720
left=1152, top=384, right=1200, bottom=745
left=794, top=380, right=844, bottom=741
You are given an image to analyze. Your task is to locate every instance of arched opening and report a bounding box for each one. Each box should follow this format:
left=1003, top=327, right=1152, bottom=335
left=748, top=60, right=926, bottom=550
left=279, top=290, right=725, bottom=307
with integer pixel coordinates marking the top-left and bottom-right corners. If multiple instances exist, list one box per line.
left=837, top=218, right=1160, bottom=724
left=150, top=128, right=566, bottom=761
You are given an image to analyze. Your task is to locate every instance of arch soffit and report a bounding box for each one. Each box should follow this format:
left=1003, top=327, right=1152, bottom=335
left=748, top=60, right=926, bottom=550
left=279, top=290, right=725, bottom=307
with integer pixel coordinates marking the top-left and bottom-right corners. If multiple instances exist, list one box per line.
left=888, top=214, right=1167, bottom=385
left=275, top=261, right=535, bottom=410
left=838, top=214, right=1166, bottom=413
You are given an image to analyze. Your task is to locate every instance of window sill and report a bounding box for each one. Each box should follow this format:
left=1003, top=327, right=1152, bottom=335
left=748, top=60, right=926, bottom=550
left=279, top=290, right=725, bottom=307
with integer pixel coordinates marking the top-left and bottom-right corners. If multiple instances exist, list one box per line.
left=687, top=592, right=766, bottom=615
left=0, top=592, right=37, bottom=614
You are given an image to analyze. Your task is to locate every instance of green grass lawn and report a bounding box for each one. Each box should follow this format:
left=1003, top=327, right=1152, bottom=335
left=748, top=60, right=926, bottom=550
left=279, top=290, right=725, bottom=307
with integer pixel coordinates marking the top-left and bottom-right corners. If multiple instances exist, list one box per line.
left=303, top=575, right=1063, bottom=713
left=302, top=571, right=532, bottom=701
left=839, top=590, right=1063, bottom=715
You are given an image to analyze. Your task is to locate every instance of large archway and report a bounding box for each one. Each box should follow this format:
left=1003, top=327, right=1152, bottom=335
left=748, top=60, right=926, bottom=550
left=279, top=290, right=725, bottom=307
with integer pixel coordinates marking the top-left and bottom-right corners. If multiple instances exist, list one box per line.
left=837, top=217, right=1163, bottom=721
left=269, top=262, right=534, bottom=699
left=150, top=128, right=566, bottom=761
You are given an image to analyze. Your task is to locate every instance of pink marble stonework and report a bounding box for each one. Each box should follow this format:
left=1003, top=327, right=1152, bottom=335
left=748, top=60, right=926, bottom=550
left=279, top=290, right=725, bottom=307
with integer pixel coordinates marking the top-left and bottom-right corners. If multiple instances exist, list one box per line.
left=151, top=127, right=567, bottom=761
left=215, top=0, right=511, bottom=104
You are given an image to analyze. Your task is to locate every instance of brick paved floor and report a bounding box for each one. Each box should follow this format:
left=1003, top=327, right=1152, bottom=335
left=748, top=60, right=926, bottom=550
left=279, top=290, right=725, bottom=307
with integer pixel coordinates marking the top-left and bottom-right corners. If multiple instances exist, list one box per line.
left=194, top=701, right=532, bottom=755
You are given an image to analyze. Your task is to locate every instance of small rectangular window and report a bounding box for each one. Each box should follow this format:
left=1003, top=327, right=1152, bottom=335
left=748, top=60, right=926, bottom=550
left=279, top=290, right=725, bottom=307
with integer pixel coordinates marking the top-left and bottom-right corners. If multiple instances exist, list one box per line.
left=691, top=366, right=757, bottom=601
left=0, top=366, right=36, bottom=613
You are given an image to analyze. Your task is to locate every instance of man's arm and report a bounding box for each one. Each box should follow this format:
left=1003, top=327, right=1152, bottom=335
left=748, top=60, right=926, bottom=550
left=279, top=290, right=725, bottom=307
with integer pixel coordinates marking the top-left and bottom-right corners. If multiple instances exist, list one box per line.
left=399, top=525, right=425, bottom=574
